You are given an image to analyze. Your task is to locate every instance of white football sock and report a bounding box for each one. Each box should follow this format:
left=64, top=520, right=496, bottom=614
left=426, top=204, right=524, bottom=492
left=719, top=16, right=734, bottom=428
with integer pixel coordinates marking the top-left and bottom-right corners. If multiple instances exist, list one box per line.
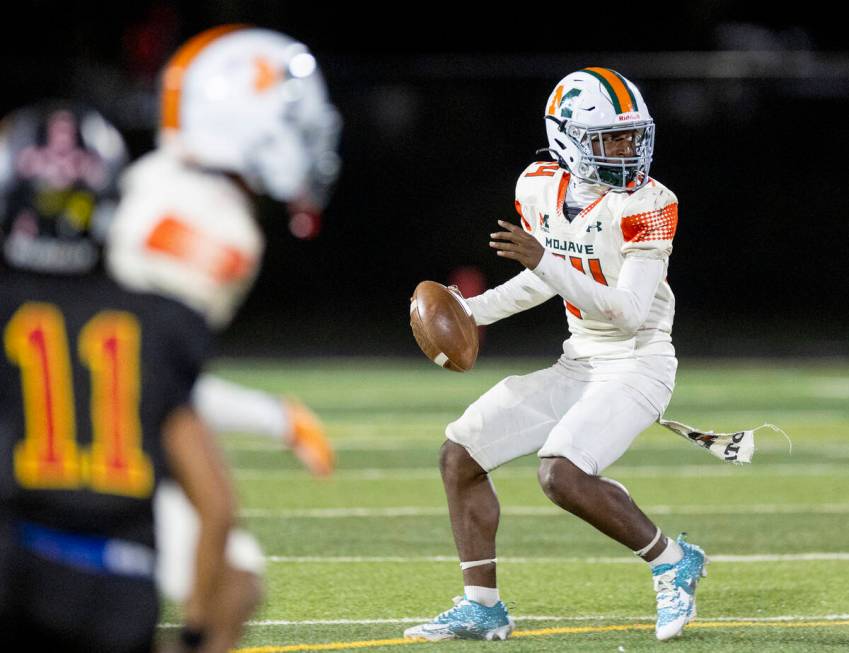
left=192, top=375, right=291, bottom=440
left=648, top=537, right=684, bottom=569
left=464, top=585, right=500, bottom=607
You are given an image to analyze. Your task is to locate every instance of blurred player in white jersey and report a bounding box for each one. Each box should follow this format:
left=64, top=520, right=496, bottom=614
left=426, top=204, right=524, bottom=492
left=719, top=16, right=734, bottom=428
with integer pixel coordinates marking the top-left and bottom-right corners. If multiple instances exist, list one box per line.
left=152, top=23, right=340, bottom=481
left=108, top=25, right=341, bottom=651
left=406, top=68, right=707, bottom=643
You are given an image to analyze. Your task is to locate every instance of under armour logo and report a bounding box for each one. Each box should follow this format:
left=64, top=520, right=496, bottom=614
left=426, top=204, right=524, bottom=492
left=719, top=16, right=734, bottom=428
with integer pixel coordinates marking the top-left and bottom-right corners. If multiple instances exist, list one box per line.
left=586, top=221, right=602, bottom=232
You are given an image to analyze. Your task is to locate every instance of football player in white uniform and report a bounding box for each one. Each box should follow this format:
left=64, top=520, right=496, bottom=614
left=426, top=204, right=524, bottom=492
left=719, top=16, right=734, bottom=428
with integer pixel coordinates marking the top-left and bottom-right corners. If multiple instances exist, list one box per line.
left=108, top=25, right=341, bottom=651
left=405, top=68, right=707, bottom=643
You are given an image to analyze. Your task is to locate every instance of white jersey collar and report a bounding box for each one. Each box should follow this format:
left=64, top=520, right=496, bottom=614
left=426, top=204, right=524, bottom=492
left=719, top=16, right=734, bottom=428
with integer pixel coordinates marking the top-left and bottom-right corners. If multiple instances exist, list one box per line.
left=568, top=176, right=607, bottom=209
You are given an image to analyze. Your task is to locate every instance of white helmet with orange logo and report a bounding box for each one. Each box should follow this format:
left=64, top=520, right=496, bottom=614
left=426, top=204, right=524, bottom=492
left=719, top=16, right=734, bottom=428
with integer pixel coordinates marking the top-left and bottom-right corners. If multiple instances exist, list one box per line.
left=160, top=25, right=341, bottom=208
left=544, top=68, right=654, bottom=191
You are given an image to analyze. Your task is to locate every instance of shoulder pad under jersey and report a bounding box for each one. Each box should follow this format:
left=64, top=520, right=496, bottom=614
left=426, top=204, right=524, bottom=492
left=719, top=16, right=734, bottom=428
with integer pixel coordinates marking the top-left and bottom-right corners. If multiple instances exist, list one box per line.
left=618, top=178, right=678, bottom=256
left=106, top=149, right=264, bottom=329
left=514, top=161, right=569, bottom=234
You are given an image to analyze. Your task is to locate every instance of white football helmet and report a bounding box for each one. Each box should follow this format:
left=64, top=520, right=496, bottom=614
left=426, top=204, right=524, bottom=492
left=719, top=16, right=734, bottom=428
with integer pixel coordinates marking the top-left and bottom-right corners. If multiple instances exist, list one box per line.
left=159, top=25, right=341, bottom=207
left=544, top=68, right=654, bottom=191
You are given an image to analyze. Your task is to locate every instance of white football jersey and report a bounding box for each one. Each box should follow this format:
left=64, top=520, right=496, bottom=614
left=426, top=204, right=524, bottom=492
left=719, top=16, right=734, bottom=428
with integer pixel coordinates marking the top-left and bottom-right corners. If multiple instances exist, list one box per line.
left=106, top=148, right=264, bottom=329
left=483, top=161, right=678, bottom=360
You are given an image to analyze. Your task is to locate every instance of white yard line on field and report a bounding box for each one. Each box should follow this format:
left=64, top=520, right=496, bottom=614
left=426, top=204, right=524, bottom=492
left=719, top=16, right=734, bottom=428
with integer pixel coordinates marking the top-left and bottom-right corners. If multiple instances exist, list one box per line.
left=222, top=439, right=849, bottom=453
left=810, top=378, right=849, bottom=398
left=159, top=613, right=849, bottom=629
left=234, top=463, right=846, bottom=481
left=221, top=439, right=438, bottom=452
left=264, top=552, right=849, bottom=564
left=240, top=503, right=849, bottom=519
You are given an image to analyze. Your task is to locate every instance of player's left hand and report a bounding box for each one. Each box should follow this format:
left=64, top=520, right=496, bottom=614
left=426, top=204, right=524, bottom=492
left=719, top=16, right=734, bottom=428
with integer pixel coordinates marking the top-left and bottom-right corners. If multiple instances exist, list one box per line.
left=489, top=219, right=545, bottom=269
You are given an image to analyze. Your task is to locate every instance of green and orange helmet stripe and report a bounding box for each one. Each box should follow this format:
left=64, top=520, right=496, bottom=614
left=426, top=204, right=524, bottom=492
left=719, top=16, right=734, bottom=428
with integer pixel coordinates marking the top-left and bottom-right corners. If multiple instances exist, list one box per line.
left=581, top=67, right=640, bottom=115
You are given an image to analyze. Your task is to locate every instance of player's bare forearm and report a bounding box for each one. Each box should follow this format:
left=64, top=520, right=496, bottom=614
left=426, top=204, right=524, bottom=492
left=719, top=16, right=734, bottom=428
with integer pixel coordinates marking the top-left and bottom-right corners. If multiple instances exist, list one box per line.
left=489, top=219, right=544, bottom=269
left=163, top=406, right=236, bottom=635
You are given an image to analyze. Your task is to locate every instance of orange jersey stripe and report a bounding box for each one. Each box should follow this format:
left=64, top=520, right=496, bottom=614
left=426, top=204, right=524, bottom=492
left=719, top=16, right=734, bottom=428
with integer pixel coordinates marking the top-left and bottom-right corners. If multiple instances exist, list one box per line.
left=556, top=171, right=570, bottom=212
left=583, top=67, right=635, bottom=114
left=588, top=258, right=608, bottom=285
left=515, top=200, right=534, bottom=233
left=621, top=203, right=678, bottom=242
left=565, top=300, right=582, bottom=319
left=160, top=24, right=247, bottom=131
left=146, top=216, right=254, bottom=283
left=577, top=195, right=604, bottom=220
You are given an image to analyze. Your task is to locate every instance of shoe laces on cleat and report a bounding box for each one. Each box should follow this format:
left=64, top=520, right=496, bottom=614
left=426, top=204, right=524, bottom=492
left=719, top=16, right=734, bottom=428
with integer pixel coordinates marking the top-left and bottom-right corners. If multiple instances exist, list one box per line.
left=652, top=565, right=679, bottom=610
left=433, top=596, right=466, bottom=622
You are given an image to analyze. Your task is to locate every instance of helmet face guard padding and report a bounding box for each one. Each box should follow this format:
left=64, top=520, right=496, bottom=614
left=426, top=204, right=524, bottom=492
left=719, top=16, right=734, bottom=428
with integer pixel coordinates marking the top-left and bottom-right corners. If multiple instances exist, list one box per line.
left=544, top=68, right=655, bottom=192
left=159, top=26, right=341, bottom=207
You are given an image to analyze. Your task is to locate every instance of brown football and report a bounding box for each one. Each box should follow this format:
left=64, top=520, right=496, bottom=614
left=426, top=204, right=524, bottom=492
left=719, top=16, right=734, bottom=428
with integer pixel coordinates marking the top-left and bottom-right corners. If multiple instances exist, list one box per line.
left=409, top=281, right=479, bottom=372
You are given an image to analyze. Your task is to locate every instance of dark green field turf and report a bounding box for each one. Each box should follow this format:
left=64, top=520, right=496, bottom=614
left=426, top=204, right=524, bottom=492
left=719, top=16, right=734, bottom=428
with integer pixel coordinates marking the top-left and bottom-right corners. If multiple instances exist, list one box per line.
left=165, top=358, right=849, bottom=651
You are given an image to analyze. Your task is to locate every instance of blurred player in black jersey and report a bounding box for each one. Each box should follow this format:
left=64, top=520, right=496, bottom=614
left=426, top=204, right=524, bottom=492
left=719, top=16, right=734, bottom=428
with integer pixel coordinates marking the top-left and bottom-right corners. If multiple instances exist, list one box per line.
left=0, top=104, right=235, bottom=652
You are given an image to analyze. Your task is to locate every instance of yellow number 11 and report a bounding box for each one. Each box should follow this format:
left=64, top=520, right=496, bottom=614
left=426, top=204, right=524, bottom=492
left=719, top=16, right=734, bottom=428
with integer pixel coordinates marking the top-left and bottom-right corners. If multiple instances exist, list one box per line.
left=5, top=303, right=153, bottom=498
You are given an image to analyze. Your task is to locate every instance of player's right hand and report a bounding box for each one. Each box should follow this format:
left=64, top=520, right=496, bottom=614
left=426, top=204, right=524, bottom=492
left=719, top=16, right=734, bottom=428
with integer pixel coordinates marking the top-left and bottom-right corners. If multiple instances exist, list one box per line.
left=489, top=219, right=544, bottom=269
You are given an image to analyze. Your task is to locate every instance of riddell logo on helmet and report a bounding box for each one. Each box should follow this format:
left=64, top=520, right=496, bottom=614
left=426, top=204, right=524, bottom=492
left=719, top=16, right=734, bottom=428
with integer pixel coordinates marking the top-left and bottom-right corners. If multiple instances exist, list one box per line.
left=617, top=112, right=641, bottom=121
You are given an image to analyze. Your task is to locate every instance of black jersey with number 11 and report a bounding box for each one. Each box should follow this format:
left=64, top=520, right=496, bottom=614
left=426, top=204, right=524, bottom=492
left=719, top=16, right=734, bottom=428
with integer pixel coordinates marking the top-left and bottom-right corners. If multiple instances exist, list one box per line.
left=0, top=269, right=211, bottom=548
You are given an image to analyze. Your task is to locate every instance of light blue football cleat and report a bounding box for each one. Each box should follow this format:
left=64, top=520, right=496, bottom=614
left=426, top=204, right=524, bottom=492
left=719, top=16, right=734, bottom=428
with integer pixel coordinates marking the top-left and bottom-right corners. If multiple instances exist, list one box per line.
left=652, top=533, right=709, bottom=641
left=404, top=596, right=515, bottom=641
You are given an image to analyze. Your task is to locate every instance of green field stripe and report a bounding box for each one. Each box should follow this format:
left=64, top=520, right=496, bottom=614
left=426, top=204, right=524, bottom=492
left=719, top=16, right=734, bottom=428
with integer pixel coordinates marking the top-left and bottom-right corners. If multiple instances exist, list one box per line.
left=222, top=559, right=849, bottom=626
left=231, top=619, right=849, bottom=652
left=163, top=613, right=849, bottom=628
left=234, top=462, right=847, bottom=481
left=221, top=439, right=849, bottom=453
left=237, top=475, right=849, bottom=512
left=245, top=513, right=849, bottom=558
left=515, top=619, right=849, bottom=636
left=242, top=503, right=849, bottom=519
left=235, top=636, right=416, bottom=652
left=264, top=553, right=849, bottom=563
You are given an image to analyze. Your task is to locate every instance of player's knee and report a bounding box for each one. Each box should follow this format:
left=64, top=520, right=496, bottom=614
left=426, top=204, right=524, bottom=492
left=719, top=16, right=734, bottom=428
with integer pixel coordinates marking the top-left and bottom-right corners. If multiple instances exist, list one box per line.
left=538, top=456, right=587, bottom=506
left=439, top=440, right=484, bottom=485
